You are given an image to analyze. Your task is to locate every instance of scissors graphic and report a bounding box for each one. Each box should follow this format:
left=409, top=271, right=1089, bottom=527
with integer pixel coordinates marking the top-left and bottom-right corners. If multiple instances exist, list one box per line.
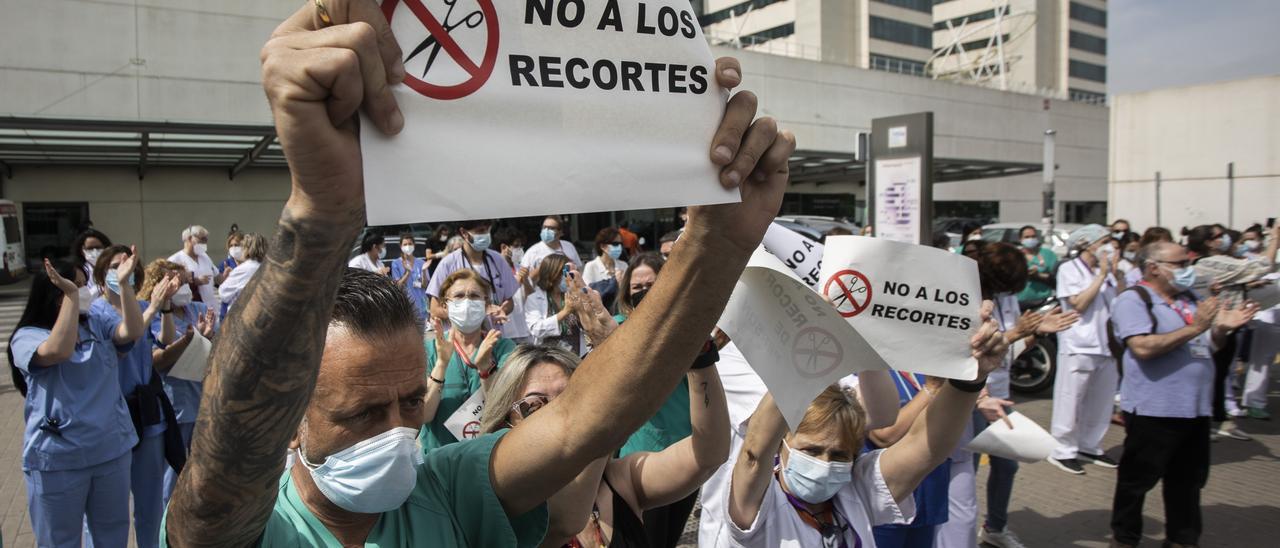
left=405, top=0, right=485, bottom=78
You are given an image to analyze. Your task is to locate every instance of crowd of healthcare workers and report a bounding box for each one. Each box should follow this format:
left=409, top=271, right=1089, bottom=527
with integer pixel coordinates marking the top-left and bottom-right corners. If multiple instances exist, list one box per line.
left=8, top=2, right=1280, bottom=548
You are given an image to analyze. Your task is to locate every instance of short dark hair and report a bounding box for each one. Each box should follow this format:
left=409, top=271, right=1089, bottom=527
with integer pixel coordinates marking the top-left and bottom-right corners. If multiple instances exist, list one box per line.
left=458, top=219, right=492, bottom=232
left=659, top=231, right=681, bottom=244
left=494, top=226, right=524, bottom=248
left=1138, top=226, right=1173, bottom=247
left=976, top=242, right=1028, bottom=298
left=1018, top=225, right=1038, bottom=237
left=398, top=232, right=415, bottom=244
left=359, top=231, right=383, bottom=253
left=93, top=244, right=142, bottom=292
left=1183, top=225, right=1214, bottom=256
left=594, top=227, right=620, bottom=253
left=331, top=268, right=421, bottom=339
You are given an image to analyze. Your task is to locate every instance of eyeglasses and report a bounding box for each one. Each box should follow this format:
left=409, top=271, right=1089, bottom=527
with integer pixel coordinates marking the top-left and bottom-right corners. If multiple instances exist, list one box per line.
left=1154, top=259, right=1190, bottom=269
left=510, top=394, right=550, bottom=420
left=448, top=292, right=486, bottom=301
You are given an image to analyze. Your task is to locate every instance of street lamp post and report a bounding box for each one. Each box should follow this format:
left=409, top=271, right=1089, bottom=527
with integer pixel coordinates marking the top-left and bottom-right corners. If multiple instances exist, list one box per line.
left=1043, top=129, right=1056, bottom=236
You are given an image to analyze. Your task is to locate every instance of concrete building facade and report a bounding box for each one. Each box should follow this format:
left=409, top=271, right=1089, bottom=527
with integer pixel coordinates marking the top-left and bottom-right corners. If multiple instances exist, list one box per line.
left=0, top=0, right=1108, bottom=267
left=932, top=0, right=1107, bottom=103
left=1109, top=75, right=1280, bottom=233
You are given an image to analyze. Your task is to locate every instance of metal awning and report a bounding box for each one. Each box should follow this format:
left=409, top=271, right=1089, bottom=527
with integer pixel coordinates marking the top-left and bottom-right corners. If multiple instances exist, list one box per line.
left=0, top=116, right=282, bottom=179
left=788, top=149, right=1043, bottom=186
left=0, top=117, right=1041, bottom=185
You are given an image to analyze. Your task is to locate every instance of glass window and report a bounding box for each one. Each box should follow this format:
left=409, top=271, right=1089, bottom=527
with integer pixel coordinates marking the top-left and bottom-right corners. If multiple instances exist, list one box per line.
left=1063, top=201, right=1107, bottom=225
left=741, top=22, right=795, bottom=45
left=936, top=33, right=1010, bottom=53
left=1069, top=59, right=1106, bottom=83
left=1069, top=88, right=1107, bottom=104
left=870, top=54, right=927, bottom=77
left=699, top=0, right=785, bottom=26
left=934, top=6, right=1005, bottom=31
left=1069, top=2, right=1107, bottom=27
left=870, top=16, right=932, bottom=48
left=1068, top=31, right=1106, bottom=55
left=873, top=0, right=932, bottom=14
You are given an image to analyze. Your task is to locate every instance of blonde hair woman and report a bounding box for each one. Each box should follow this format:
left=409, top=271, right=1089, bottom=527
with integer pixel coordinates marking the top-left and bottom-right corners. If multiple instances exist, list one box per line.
left=480, top=345, right=729, bottom=547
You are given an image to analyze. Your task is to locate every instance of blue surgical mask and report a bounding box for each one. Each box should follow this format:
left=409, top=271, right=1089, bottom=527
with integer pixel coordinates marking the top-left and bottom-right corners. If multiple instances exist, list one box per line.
left=558, top=279, right=568, bottom=293
left=607, top=244, right=623, bottom=259
left=470, top=232, right=492, bottom=252
left=1020, top=238, right=1040, bottom=250
left=540, top=228, right=556, bottom=244
left=1216, top=234, right=1233, bottom=253
left=1171, top=266, right=1197, bottom=292
left=298, top=426, right=424, bottom=514
left=105, top=270, right=135, bottom=295
left=780, top=440, right=852, bottom=504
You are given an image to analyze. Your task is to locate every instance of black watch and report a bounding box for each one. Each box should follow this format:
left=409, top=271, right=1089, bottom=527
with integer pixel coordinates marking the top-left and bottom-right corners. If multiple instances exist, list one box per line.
left=691, top=338, right=719, bottom=370
left=949, top=377, right=987, bottom=393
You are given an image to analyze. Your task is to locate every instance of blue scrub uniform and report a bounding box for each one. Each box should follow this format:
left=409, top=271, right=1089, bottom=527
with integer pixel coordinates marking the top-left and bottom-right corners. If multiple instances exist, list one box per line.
left=13, top=309, right=138, bottom=548
left=90, top=299, right=167, bottom=548
left=872, top=372, right=951, bottom=548
left=155, top=302, right=210, bottom=503
left=391, top=257, right=429, bottom=320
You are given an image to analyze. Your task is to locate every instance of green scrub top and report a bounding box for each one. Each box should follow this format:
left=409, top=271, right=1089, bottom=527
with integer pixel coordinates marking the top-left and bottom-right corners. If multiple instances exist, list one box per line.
left=161, top=430, right=547, bottom=547
left=611, top=314, right=693, bottom=456
left=420, top=336, right=517, bottom=452
left=1017, top=247, right=1059, bottom=305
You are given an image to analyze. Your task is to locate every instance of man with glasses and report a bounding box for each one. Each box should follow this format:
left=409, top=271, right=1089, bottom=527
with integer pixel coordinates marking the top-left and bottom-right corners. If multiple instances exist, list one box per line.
left=1109, top=242, right=1256, bottom=548
left=522, top=216, right=583, bottom=272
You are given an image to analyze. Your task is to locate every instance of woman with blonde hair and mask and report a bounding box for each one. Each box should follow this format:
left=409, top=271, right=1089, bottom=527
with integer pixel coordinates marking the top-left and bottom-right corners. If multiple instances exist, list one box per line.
left=139, top=259, right=218, bottom=505
left=480, top=344, right=729, bottom=547
left=217, top=232, right=268, bottom=318
left=721, top=311, right=1007, bottom=547
left=419, top=268, right=516, bottom=452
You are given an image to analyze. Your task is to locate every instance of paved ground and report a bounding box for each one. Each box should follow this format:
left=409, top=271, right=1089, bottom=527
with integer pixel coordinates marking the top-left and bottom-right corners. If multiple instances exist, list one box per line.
left=1, top=285, right=1277, bottom=546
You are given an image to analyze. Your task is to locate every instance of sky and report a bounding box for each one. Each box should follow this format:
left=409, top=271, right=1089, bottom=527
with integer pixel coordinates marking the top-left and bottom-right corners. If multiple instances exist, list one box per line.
left=1108, top=0, right=1280, bottom=94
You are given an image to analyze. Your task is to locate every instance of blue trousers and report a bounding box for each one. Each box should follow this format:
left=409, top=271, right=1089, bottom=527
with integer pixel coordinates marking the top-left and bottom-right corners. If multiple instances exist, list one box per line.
left=163, top=422, right=195, bottom=505
left=874, top=524, right=938, bottom=548
left=25, top=452, right=131, bottom=548
left=130, top=434, right=168, bottom=548
left=972, top=407, right=1020, bottom=532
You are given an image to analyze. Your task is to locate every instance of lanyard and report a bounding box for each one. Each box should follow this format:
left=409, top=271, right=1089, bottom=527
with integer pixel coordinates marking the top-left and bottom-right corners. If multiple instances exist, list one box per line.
left=1138, top=281, right=1195, bottom=325
left=461, top=252, right=501, bottom=303
left=451, top=337, right=482, bottom=370
left=897, top=371, right=922, bottom=393
left=779, top=482, right=861, bottom=548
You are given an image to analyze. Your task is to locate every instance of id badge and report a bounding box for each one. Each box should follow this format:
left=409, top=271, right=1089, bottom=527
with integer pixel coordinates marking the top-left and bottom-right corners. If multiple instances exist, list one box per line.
left=1189, top=334, right=1212, bottom=359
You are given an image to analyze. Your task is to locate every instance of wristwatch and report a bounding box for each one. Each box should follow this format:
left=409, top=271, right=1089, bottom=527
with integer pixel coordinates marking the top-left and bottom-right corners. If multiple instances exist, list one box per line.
left=691, top=338, right=719, bottom=370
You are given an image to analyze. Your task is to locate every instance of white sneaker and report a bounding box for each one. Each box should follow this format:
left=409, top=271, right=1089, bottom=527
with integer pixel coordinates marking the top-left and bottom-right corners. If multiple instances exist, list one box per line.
left=980, top=527, right=1028, bottom=548
left=1215, top=423, right=1251, bottom=441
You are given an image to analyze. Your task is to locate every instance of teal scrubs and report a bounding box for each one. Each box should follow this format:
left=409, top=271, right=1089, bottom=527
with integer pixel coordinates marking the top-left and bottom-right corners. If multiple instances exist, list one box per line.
left=13, top=309, right=138, bottom=547
left=611, top=314, right=693, bottom=456
left=160, top=431, right=548, bottom=547
left=94, top=299, right=169, bottom=548
left=419, top=336, right=517, bottom=452
left=1017, top=247, right=1059, bottom=306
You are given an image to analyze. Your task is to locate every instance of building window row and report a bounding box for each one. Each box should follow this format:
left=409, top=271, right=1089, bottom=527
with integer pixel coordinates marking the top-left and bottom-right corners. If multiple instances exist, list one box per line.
left=1069, top=59, right=1107, bottom=83
left=1068, top=30, right=1106, bottom=55
left=1069, top=88, right=1107, bottom=104
left=698, top=0, right=786, bottom=27
left=871, top=16, right=933, bottom=49
left=870, top=54, right=928, bottom=77
left=872, top=0, right=933, bottom=14
left=934, top=5, right=1006, bottom=31
left=1069, top=2, right=1107, bottom=28
left=935, top=33, right=1010, bottom=54
left=741, top=22, right=795, bottom=46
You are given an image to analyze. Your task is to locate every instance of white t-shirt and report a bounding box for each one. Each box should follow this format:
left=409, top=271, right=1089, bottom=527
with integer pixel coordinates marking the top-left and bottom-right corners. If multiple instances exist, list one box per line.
left=1056, top=257, right=1117, bottom=356
left=347, top=253, right=382, bottom=273
left=582, top=256, right=628, bottom=286
left=985, top=292, right=1022, bottom=399
left=520, top=240, right=583, bottom=271
left=168, top=250, right=219, bottom=309
left=722, top=450, right=915, bottom=548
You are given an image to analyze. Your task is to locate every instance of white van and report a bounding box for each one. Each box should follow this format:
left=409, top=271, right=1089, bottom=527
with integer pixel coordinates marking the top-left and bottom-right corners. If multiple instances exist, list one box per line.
left=0, top=200, right=27, bottom=283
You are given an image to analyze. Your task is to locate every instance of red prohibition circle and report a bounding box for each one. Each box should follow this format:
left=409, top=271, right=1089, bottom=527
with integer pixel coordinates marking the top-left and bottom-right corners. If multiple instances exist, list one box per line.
left=792, top=326, right=844, bottom=379
left=824, top=269, right=873, bottom=318
left=383, top=0, right=500, bottom=100
left=462, top=421, right=481, bottom=439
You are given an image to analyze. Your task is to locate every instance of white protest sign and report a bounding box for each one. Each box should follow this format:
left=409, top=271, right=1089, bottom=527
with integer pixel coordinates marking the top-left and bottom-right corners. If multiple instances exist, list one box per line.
left=169, top=331, right=212, bottom=383
left=762, top=222, right=825, bottom=289
left=717, top=247, right=887, bottom=429
left=965, top=411, right=1056, bottom=463
left=362, top=0, right=735, bottom=224
left=444, top=389, right=485, bottom=441
left=819, top=236, right=982, bottom=381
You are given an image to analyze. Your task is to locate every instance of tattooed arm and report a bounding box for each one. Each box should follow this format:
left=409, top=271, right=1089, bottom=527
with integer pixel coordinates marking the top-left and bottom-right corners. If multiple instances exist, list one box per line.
left=164, top=1, right=405, bottom=546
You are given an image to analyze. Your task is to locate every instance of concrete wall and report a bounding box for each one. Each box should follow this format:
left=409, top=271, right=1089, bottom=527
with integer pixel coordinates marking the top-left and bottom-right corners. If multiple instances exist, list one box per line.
left=1109, top=75, right=1280, bottom=232
left=1, top=166, right=290, bottom=264
left=721, top=45, right=1109, bottom=221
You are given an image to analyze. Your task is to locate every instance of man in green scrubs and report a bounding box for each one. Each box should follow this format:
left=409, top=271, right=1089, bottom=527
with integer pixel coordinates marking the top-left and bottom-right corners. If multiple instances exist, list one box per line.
left=161, top=1, right=796, bottom=546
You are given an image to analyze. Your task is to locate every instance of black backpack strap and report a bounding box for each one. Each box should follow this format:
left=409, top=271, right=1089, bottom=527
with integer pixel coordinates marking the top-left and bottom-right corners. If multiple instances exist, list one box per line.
left=151, top=370, right=187, bottom=475
left=1129, top=285, right=1159, bottom=332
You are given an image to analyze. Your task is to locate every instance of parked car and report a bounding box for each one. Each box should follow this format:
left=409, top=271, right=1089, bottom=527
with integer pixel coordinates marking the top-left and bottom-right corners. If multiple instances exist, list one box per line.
left=981, top=222, right=1083, bottom=259
left=777, top=215, right=861, bottom=237
left=1010, top=297, right=1063, bottom=394
left=0, top=200, right=27, bottom=284
left=773, top=218, right=826, bottom=242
